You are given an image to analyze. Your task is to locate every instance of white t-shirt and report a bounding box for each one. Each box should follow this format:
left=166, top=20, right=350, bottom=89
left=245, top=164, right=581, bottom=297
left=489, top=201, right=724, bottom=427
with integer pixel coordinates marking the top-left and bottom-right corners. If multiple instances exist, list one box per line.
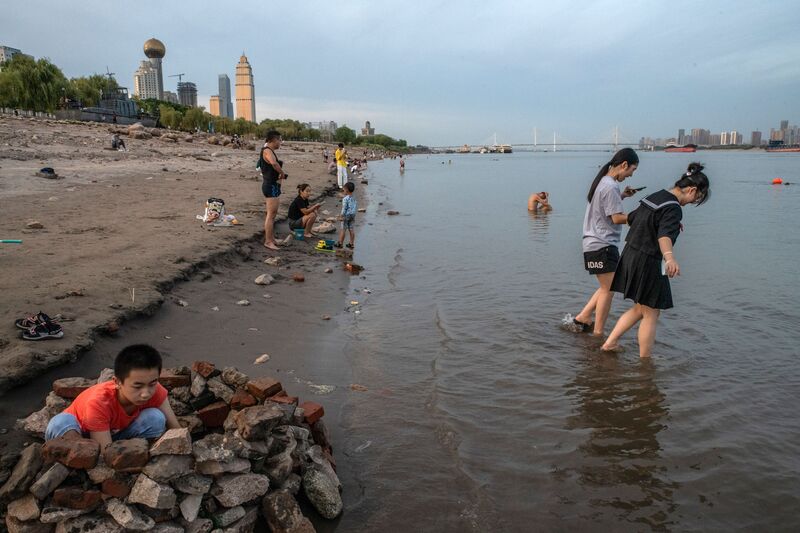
left=582, top=176, right=624, bottom=252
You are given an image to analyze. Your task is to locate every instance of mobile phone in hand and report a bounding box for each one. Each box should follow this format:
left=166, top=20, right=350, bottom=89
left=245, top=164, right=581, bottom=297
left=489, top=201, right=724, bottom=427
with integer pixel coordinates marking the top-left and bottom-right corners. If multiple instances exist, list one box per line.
left=632, top=186, right=647, bottom=192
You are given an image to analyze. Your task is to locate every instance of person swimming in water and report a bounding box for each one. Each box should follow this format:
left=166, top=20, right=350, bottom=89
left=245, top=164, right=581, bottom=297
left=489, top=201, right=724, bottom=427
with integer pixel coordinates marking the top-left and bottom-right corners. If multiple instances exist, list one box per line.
left=528, top=191, right=551, bottom=211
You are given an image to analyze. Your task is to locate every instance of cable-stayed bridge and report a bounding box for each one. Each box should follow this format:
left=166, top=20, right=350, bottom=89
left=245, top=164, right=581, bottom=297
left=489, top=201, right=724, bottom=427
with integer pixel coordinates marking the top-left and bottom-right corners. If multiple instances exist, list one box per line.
left=432, top=127, right=639, bottom=152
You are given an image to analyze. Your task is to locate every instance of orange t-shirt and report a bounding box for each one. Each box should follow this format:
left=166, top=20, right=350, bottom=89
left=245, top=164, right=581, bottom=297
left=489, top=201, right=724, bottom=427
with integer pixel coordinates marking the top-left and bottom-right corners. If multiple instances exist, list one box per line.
left=64, top=381, right=168, bottom=432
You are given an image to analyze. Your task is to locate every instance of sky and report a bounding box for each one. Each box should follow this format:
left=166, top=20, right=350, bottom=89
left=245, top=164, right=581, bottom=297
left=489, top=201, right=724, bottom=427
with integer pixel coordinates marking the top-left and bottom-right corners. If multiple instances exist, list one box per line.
left=2, top=0, right=799, bottom=146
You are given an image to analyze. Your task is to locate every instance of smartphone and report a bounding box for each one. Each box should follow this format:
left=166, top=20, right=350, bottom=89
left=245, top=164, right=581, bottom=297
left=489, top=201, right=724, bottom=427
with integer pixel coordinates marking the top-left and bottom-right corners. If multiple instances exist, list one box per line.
left=632, top=186, right=647, bottom=192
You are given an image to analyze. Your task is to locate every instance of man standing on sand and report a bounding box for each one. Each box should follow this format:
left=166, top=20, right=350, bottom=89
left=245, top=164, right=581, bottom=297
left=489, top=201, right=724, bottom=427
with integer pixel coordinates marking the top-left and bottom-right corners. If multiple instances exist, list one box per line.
left=335, top=143, right=348, bottom=189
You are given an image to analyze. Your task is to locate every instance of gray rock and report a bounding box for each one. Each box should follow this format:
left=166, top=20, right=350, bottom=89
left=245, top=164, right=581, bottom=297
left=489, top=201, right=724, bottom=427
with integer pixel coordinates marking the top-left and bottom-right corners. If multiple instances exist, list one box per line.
left=191, top=374, right=208, bottom=397
left=86, top=462, right=115, bottom=484
left=168, top=396, right=193, bottom=416
left=152, top=523, right=184, bottom=533
left=106, top=498, right=155, bottom=530
left=265, top=446, right=295, bottom=486
left=0, top=443, right=42, bottom=502
left=39, top=504, right=92, bottom=523
left=254, top=274, right=274, bottom=285
left=171, top=386, right=192, bottom=403
left=302, top=467, right=343, bottom=519
left=196, top=457, right=251, bottom=476
left=128, top=474, right=177, bottom=509
left=304, top=445, right=341, bottom=492
left=211, top=473, right=269, bottom=507
left=150, top=428, right=192, bottom=456
left=29, top=462, right=70, bottom=500
left=6, top=516, right=54, bottom=533
left=16, top=399, right=63, bottom=438
left=6, top=493, right=40, bottom=521
left=180, top=493, right=203, bottom=522
left=172, top=473, right=212, bottom=495
left=220, top=506, right=258, bottom=533
left=261, top=490, right=315, bottom=533
left=178, top=414, right=204, bottom=435
left=96, top=368, right=115, bottom=384
left=142, top=454, right=195, bottom=482
left=207, top=377, right=235, bottom=404
left=193, top=434, right=236, bottom=463
left=56, top=515, right=122, bottom=533
left=181, top=518, right=214, bottom=533
left=215, top=505, right=245, bottom=527
left=221, top=368, right=249, bottom=389
left=277, top=473, right=302, bottom=496
left=234, top=404, right=284, bottom=441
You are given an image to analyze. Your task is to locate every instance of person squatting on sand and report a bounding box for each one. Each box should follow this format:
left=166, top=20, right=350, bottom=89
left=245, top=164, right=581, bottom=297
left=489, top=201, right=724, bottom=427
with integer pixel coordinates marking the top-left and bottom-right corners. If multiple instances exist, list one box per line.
left=45, top=344, right=181, bottom=447
left=260, top=130, right=287, bottom=251
left=335, top=142, right=349, bottom=188
left=528, top=191, right=552, bottom=211
left=573, top=148, right=640, bottom=336
left=336, top=182, right=357, bottom=249
left=601, top=162, right=711, bottom=357
left=288, top=183, right=322, bottom=238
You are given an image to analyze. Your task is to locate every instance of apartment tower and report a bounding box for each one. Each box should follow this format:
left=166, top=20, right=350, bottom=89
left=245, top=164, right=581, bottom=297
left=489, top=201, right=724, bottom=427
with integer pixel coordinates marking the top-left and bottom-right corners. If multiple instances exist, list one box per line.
left=235, top=54, right=256, bottom=123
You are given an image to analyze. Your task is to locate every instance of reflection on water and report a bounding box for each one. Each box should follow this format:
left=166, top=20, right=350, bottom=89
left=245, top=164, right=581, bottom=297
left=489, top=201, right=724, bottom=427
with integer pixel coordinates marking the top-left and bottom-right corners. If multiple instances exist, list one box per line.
left=527, top=209, right=551, bottom=243
left=565, top=356, right=678, bottom=530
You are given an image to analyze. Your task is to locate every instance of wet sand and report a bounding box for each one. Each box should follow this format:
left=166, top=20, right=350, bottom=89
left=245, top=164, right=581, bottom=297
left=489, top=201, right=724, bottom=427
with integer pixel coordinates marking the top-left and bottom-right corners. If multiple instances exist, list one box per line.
left=0, top=115, right=342, bottom=393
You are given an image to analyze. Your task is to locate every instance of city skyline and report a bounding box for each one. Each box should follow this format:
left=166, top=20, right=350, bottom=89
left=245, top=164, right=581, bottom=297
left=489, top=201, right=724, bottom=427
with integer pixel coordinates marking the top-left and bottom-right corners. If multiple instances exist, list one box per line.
left=1, top=1, right=798, bottom=145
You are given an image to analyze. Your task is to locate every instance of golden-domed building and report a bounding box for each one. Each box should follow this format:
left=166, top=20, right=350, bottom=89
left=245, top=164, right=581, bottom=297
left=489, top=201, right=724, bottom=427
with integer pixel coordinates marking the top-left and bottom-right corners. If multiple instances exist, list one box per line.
left=135, top=37, right=166, bottom=100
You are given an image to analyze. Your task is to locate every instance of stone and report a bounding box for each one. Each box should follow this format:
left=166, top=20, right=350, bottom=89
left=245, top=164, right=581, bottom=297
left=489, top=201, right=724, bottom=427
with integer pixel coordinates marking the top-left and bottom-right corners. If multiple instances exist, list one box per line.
left=229, top=390, right=257, bottom=411
left=86, top=462, right=115, bottom=484
left=195, top=457, right=251, bottom=476
left=387, top=210, right=400, bottom=215
left=302, top=467, right=343, bottom=519
left=215, top=505, right=245, bottom=527
left=139, top=504, right=180, bottom=524
left=6, top=516, right=53, bottom=533
left=234, top=404, right=284, bottom=441
left=223, top=505, right=259, bottom=533
left=207, top=378, right=235, bottom=404
left=96, top=368, right=115, bottom=384
left=253, top=354, right=270, bottom=365
left=42, top=438, right=99, bottom=469
left=221, top=368, right=249, bottom=389
left=39, top=505, right=91, bottom=523
left=192, top=361, right=217, bottom=379
left=254, top=274, right=274, bottom=285
left=25, top=221, right=45, bottom=229
left=7, top=494, right=41, bottom=522
left=159, top=369, right=191, bottom=389
left=277, top=473, right=302, bottom=496
left=29, top=463, right=70, bottom=500
left=311, top=420, right=332, bottom=453
left=0, top=443, right=42, bottom=502
left=179, top=493, right=203, bottom=522
left=324, top=267, right=333, bottom=274
left=142, top=455, right=195, bottom=483
left=197, top=401, right=230, bottom=428
left=267, top=395, right=298, bottom=406
left=55, top=515, right=122, bottom=533
left=52, top=488, right=101, bottom=510
left=172, top=473, right=212, bottom=495
left=261, top=490, right=315, bottom=533
left=236, top=299, right=250, bottom=306
left=16, top=393, right=66, bottom=438
left=292, top=273, right=305, bottom=282
left=190, top=390, right=217, bottom=412
left=191, top=374, right=207, bottom=397
left=263, top=257, right=281, bottom=266
left=101, top=473, right=133, bottom=498
left=299, top=402, right=325, bottom=425
left=169, top=396, right=193, bottom=416
left=211, top=474, right=269, bottom=508
left=151, top=428, right=192, bottom=456
left=245, top=377, right=283, bottom=400
left=106, top=498, right=155, bottom=530
left=192, top=434, right=234, bottom=463
left=51, top=377, right=94, bottom=399
left=178, top=414, right=204, bottom=434
left=171, top=386, right=192, bottom=403
left=181, top=518, right=213, bottom=533
left=312, top=222, right=335, bottom=234
left=103, top=438, right=149, bottom=470
left=128, top=474, right=177, bottom=509
left=264, top=450, right=294, bottom=486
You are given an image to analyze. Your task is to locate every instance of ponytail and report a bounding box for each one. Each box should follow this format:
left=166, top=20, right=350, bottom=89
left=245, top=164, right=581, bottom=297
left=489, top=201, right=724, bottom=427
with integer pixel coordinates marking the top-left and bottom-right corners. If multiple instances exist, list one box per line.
left=587, top=147, right=639, bottom=202
left=674, top=162, right=710, bottom=205
left=297, top=183, right=310, bottom=194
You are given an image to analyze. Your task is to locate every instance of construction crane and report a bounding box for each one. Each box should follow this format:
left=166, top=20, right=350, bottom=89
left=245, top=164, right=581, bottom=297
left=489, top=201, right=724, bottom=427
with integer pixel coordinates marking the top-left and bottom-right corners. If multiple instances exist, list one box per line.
left=104, top=66, right=115, bottom=81
left=169, top=73, right=185, bottom=83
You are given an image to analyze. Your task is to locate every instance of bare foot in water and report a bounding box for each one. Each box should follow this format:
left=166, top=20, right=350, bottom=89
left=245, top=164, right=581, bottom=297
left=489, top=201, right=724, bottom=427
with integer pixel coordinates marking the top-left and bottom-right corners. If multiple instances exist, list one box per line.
left=600, top=343, right=624, bottom=353
left=264, top=242, right=280, bottom=251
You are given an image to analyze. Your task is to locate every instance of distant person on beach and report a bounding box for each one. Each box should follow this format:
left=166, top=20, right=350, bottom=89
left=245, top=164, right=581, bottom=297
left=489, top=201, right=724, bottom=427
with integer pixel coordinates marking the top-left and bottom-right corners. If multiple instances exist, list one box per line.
left=335, top=143, right=348, bottom=188
left=400, top=157, right=405, bottom=170
left=572, top=148, right=640, bottom=336
left=260, top=130, right=287, bottom=251
left=44, top=344, right=180, bottom=446
left=323, top=148, right=329, bottom=163
left=111, top=134, right=126, bottom=151
left=336, top=182, right=357, bottom=249
left=528, top=191, right=551, bottom=211
left=601, top=163, right=710, bottom=357
left=288, top=183, right=322, bottom=238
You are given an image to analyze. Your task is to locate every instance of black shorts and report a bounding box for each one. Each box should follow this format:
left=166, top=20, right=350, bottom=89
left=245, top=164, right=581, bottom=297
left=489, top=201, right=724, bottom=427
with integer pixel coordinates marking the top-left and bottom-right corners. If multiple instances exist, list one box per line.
left=262, top=180, right=281, bottom=198
left=583, top=245, right=620, bottom=275
left=288, top=218, right=304, bottom=230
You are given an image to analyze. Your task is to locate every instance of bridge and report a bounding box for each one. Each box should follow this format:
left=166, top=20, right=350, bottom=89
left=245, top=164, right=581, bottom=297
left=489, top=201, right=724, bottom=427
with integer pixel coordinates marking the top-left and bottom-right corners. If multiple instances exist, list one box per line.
left=431, top=127, right=640, bottom=152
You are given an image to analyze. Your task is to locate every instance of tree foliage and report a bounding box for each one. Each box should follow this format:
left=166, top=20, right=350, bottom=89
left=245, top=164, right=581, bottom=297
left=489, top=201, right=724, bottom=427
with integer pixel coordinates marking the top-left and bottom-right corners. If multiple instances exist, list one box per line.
left=355, top=133, right=407, bottom=148
left=67, top=74, right=118, bottom=108
left=334, top=125, right=357, bottom=144
left=0, top=55, right=68, bottom=112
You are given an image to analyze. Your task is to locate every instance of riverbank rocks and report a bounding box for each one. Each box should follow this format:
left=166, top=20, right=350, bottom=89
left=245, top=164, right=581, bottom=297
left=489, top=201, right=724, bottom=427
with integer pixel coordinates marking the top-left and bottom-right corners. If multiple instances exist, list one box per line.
left=4, top=361, right=339, bottom=530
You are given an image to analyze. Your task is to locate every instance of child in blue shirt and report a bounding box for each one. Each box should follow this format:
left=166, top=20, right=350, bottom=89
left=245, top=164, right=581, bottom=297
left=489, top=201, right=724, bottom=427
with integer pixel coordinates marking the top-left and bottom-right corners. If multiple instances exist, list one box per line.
left=336, top=182, right=357, bottom=249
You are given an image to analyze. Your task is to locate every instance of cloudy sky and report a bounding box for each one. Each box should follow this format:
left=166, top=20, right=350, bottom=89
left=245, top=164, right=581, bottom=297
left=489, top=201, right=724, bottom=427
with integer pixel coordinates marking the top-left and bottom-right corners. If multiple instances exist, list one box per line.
left=2, top=0, right=798, bottom=146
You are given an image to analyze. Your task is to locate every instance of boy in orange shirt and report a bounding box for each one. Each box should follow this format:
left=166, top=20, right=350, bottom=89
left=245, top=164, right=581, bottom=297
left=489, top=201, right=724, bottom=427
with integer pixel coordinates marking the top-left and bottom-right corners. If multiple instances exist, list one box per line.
left=45, top=344, right=181, bottom=448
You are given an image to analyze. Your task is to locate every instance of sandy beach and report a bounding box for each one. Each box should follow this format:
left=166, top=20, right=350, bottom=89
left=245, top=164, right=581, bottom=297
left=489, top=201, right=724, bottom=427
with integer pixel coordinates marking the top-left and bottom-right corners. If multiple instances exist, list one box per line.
left=0, top=115, right=346, bottom=394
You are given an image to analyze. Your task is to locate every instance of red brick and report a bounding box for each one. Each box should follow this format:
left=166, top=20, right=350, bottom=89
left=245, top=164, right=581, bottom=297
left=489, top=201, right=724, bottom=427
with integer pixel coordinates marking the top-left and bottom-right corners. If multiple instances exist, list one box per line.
left=197, top=401, right=230, bottom=427
left=52, top=377, right=94, bottom=399
left=102, top=438, right=149, bottom=471
left=53, top=487, right=102, bottom=509
left=42, top=437, right=99, bottom=469
left=192, top=361, right=216, bottom=379
left=292, top=273, right=305, bottom=282
left=299, top=401, right=324, bottom=425
left=246, top=377, right=283, bottom=400
left=267, top=395, right=298, bottom=406
left=159, top=369, right=190, bottom=389
left=230, top=389, right=257, bottom=410
left=101, top=473, right=133, bottom=498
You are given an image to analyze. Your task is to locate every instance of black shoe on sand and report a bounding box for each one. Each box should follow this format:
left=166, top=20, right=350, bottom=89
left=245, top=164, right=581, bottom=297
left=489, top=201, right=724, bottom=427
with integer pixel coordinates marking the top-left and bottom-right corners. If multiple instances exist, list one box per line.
left=22, top=322, right=64, bottom=341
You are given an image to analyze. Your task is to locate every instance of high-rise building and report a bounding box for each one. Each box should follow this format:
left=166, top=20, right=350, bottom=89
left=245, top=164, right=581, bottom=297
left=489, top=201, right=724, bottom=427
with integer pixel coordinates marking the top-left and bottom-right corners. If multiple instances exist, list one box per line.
left=209, top=95, right=223, bottom=117
left=750, top=131, right=762, bottom=146
left=177, top=82, right=197, bottom=107
left=163, top=91, right=178, bottom=104
left=730, top=130, right=742, bottom=145
left=780, top=120, right=789, bottom=131
left=720, top=131, right=729, bottom=145
left=0, top=45, right=22, bottom=64
left=142, top=38, right=166, bottom=100
left=235, top=54, right=256, bottom=123
left=678, top=129, right=685, bottom=145
left=709, top=133, right=721, bottom=146
left=361, top=121, right=375, bottom=136
left=219, top=74, right=233, bottom=118
left=133, top=60, right=160, bottom=99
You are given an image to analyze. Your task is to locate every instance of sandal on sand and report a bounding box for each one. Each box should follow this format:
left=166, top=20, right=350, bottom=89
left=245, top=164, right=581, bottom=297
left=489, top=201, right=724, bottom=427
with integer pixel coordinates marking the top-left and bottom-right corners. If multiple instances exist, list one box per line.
left=334, top=242, right=343, bottom=248
left=573, top=319, right=594, bottom=333
left=15, top=311, right=58, bottom=330
left=346, top=243, right=354, bottom=249
left=22, top=321, right=64, bottom=341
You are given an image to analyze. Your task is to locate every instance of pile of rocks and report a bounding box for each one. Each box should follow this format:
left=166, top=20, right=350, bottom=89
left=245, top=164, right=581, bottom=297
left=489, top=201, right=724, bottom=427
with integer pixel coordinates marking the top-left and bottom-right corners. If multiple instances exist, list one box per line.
left=1, top=361, right=340, bottom=532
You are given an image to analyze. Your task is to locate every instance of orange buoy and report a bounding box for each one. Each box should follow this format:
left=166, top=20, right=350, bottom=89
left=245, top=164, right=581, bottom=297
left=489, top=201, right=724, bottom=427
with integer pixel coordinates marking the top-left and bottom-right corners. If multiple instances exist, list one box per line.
left=772, top=178, right=783, bottom=185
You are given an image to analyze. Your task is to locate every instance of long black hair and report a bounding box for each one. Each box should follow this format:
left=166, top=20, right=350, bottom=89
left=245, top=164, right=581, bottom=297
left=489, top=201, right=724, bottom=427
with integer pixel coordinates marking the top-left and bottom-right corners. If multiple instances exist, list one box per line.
left=674, top=162, right=710, bottom=205
left=587, top=148, right=639, bottom=202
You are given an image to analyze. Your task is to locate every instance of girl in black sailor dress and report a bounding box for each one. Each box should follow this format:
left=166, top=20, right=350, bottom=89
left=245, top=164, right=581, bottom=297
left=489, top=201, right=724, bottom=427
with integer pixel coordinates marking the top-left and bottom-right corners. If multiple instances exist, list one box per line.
left=601, top=163, right=711, bottom=357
